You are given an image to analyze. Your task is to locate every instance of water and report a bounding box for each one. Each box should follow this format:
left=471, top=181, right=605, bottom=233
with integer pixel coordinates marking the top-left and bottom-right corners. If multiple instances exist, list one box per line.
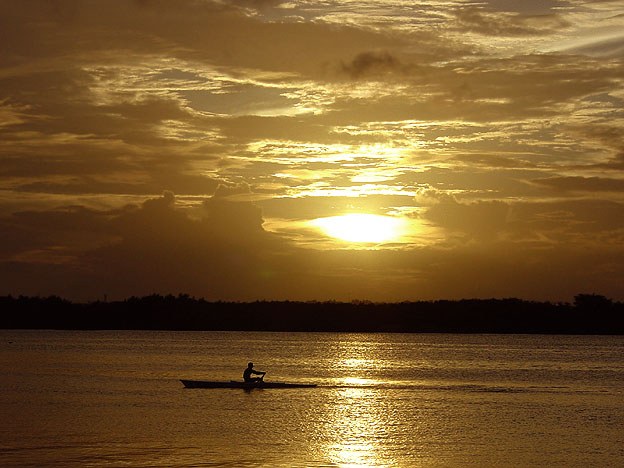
left=1, top=331, right=623, bottom=468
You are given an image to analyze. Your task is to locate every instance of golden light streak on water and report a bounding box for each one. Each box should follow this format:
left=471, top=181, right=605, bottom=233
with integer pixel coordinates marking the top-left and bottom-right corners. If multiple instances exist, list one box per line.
left=324, top=386, right=390, bottom=468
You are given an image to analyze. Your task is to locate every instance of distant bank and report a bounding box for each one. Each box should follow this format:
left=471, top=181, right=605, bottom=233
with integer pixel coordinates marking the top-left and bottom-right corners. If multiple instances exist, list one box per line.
left=1, top=294, right=622, bottom=334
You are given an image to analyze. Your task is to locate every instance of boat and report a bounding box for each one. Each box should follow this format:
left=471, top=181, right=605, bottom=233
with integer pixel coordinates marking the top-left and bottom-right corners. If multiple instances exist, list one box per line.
left=180, top=379, right=317, bottom=389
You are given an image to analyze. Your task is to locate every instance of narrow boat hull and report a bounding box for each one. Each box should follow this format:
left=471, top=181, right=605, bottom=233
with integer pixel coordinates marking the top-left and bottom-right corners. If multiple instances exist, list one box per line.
left=180, top=379, right=317, bottom=389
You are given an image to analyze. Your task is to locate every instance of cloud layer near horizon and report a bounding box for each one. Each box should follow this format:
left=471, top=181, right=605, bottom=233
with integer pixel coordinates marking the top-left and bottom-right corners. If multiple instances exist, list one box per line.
left=1, top=0, right=623, bottom=302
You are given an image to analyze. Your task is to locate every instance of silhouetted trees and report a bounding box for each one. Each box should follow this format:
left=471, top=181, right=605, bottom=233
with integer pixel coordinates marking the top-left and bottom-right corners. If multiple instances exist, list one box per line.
left=574, top=293, right=613, bottom=310
left=1, top=293, right=622, bottom=334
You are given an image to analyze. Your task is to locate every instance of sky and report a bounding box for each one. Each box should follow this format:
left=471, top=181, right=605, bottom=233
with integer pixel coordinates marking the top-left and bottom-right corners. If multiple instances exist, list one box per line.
left=1, top=0, right=623, bottom=302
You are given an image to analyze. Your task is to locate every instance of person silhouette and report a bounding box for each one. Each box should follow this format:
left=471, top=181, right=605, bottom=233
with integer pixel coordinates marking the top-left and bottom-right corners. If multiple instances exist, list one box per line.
left=243, top=362, right=266, bottom=383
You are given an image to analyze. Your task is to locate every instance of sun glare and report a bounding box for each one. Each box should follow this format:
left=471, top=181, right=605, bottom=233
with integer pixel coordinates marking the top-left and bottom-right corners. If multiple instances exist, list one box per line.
left=310, top=213, right=405, bottom=243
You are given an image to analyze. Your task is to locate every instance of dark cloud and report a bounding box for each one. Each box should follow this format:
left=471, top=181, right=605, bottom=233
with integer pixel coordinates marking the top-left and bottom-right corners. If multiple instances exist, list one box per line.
left=3, top=193, right=624, bottom=302
left=12, top=173, right=220, bottom=196
left=0, top=204, right=117, bottom=263
left=424, top=197, right=513, bottom=241
left=1, top=190, right=624, bottom=302
left=320, top=54, right=621, bottom=125
left=340, top=51, right=405, bottom=79
left=201, top=194, right=266, bottom=240
left=225, top=0, right=284, bottom=10
left=573, top=125, right=624, bottom=170
left=0, top=0, right=400, bottom=77
left=481, top=0, right=569, bottom=15
left=600, top=153, right=624, bottom=170
left=533, top=176, right=624, bottom=193
left=454, top=8, right=570, bottom=36
left=454, top=154, right=537, bottom=168
left=422, top=193, right=624, bottom=243
left=0, top=65, right=221, bottom=196
left=511, top=199, right=624, bottom=234
left=0, top=192, right=277, bottom=299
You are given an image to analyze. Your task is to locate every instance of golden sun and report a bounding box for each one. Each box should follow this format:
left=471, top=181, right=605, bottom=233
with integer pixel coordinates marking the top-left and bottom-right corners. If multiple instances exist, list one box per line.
left=310, top=213, right=405, bottom=243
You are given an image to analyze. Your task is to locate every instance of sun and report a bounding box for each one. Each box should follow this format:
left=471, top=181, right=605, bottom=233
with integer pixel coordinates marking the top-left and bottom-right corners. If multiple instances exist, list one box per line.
left=310, top=213, right=405, bottom=243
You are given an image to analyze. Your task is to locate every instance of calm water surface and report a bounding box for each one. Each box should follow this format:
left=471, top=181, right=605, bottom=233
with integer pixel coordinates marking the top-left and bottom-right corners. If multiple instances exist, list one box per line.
left=1, top=331, right=623, bottom=467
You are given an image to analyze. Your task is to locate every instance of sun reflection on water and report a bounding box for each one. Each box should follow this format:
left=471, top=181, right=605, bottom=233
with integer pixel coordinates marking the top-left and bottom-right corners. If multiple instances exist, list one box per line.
left=317, top=340, right=397, bottom=468
left=341, top=377, right=382, bottom=387
left=330, top=441, right=385, bottom=468
left=323, top=387, right=392, bottom=468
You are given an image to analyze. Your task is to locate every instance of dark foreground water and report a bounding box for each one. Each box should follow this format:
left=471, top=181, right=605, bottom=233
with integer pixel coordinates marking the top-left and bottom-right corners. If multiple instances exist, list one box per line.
left=1, top=331, right=623, bottom=468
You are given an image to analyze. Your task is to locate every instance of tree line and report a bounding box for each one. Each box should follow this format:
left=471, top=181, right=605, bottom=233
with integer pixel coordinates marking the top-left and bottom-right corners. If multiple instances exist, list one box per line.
left=0, top=293, right=622, bottom=334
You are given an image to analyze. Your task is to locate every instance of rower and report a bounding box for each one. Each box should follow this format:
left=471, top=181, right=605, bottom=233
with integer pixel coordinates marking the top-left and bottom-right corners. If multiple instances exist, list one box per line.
left=243, top=362, right=266, bottom=383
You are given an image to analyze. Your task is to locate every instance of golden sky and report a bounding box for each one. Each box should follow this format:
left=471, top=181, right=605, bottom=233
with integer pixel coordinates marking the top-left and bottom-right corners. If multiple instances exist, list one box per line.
left=1, top=0, right=623, bottom=302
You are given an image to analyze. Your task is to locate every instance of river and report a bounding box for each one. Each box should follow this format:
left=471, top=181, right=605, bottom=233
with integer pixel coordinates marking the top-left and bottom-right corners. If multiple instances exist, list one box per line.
left=1, top=330, right=623, bottom=467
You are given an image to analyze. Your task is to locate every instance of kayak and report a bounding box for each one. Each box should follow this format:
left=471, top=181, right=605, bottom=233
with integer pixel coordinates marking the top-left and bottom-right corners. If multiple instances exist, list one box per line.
left=180, top=379, right=317, bottom=389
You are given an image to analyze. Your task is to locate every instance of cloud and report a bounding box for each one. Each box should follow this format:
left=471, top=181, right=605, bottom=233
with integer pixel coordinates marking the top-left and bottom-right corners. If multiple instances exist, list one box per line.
left=12, top=173, right=220, bottom=196
left=560, top=34, right=624, bottom=58
left=421, top=191, right=624, bottom=246
left=340, top=51, right=405, bottom=79
left=213, top=181, right=253, bottom=198
left=572, top=125, right=624, bottom=170
left=453, top=153, right=537, bottom=168
left=533, top=176, right=624, bottom=193
left=481, top=0, right=568, bottom=15
left=454, top=8, right=570, bottom=36
left=0, top=204, right=116, bottom=265
left=225, top=0, right=285, bottom=10
left=316, top=54, right=621, bottom=127
left=424, top=196, right=513, bottom=241
left=0, top=65, right=222, bottom=196
left=0, top=0, right=400, bottom=78
left=2, top=191, right=624, bottom=302
left=600, top=153, right=624, bottom=170
left=1, top=0, right=623, bottom=303
left=201, top=193, right=266, bottom=240
left=0, top=191, right=278, bottom=299
left=511, top=199, right=624, bottom=235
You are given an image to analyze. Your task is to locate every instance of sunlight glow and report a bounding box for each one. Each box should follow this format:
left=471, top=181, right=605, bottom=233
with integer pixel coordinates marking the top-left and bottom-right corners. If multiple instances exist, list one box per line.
left=310, top=214, right=406, bottom=243
left=330, top=442, right=379, bottom=468
left=343, top=377, right=376, bottom=386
